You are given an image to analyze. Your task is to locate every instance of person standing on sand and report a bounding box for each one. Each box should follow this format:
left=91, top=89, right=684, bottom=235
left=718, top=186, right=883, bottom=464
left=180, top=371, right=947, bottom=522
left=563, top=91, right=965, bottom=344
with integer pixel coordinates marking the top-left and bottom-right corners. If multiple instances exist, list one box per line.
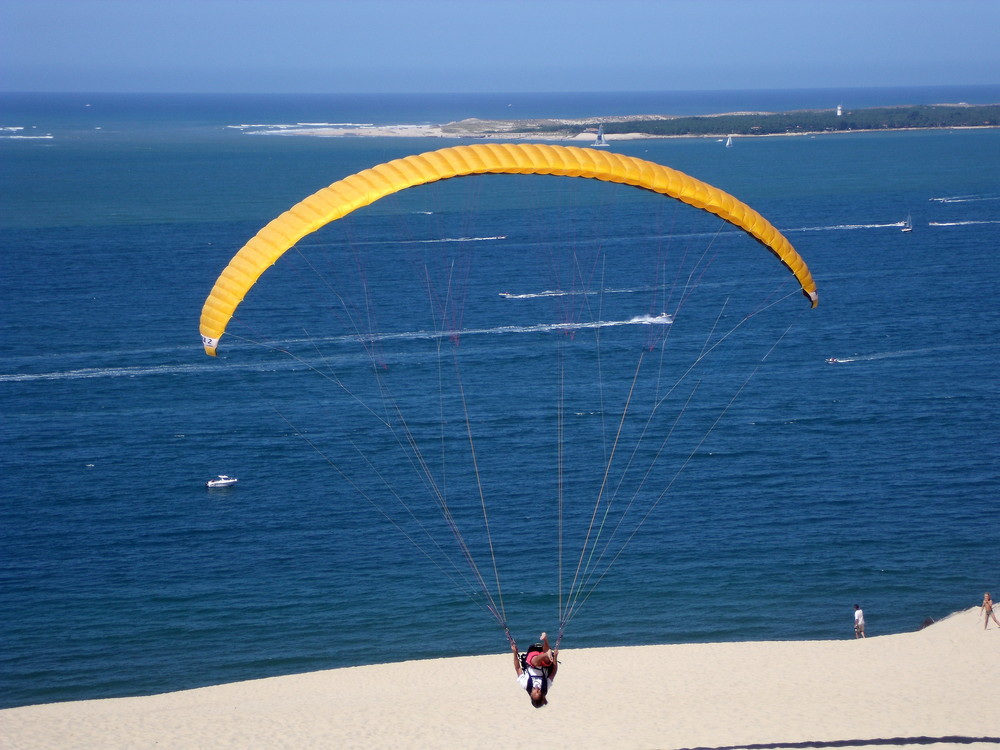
left=854, top=604, right=866, bottom=638
left=511, top=631, right=558, bottom=708
left=982, top=593, right=1000, bottom=629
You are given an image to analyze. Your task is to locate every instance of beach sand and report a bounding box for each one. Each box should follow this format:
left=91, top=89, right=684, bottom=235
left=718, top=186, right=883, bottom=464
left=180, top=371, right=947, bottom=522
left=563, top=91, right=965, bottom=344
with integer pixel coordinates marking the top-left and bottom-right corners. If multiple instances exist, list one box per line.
left=3, top=606, right=997, bottom=750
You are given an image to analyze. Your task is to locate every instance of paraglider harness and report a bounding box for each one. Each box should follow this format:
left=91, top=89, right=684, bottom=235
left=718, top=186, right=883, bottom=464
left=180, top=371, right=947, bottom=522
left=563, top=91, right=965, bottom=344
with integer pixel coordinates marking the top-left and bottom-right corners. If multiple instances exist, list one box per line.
left=520, top=642, right=552, bottom=696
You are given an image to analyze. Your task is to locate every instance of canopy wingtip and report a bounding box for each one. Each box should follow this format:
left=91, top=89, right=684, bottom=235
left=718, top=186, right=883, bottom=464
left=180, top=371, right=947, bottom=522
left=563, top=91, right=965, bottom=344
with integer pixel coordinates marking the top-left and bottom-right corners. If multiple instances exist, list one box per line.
left=201, top=334, right=220, bottom=357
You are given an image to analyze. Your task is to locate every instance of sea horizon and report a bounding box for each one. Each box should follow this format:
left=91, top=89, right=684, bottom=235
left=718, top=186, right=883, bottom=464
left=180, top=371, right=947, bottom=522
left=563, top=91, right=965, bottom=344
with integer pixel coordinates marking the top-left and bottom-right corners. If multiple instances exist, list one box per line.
left=4, top=83, right=1000, bottom=129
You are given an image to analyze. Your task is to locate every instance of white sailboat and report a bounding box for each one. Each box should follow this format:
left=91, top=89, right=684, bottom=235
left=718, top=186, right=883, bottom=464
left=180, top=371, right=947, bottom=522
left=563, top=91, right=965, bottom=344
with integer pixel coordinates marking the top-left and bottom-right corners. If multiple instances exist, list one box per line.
left=593, top=124, right=609, bottom=147
left=725, top=135, right=733, bottom=148
left=901, top=213, right=913, bottom=233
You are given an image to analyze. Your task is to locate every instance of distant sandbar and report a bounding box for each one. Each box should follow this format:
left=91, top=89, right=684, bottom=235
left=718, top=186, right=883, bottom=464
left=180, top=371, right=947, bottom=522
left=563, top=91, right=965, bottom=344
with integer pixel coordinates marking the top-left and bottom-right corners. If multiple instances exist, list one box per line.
left=234, top=102, right=1000, bottom=140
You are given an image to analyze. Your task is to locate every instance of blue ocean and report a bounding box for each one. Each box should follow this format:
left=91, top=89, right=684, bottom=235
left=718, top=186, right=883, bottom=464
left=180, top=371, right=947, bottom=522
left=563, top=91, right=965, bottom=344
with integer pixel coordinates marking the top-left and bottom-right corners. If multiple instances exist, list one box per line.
left=2, top=87, right=998, bottom=709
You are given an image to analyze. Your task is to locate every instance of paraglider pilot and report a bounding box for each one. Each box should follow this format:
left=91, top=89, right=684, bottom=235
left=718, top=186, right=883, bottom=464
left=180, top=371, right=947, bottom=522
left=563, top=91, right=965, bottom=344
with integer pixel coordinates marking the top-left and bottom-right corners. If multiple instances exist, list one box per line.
left=511, top=632, right=558, bottom=708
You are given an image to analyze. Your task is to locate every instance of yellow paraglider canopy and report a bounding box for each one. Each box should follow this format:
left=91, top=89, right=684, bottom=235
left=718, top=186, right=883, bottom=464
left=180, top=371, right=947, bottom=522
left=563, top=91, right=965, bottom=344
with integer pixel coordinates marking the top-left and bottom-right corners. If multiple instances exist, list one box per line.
left=200, top=143, right=817, bottom=355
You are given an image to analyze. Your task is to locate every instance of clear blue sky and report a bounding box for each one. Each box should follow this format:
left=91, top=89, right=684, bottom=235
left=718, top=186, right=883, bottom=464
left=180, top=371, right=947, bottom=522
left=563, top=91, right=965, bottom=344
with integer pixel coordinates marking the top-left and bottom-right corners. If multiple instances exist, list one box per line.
left=2, top=0, right=998, bottom=93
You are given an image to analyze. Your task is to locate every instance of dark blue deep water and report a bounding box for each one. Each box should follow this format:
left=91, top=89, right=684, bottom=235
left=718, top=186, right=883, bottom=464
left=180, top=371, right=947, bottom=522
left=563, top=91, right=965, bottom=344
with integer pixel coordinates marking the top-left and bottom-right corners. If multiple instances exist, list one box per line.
left=1, top=88, right=998, bottom=709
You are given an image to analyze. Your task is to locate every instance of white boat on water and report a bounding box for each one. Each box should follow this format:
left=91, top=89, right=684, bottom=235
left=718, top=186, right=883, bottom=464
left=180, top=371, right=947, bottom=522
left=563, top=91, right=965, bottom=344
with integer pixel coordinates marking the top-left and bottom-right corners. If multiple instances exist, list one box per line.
left=206, top=474, right=238, bottom=488
left=593, top=124, right=609, bottom=147
left=725, top=135, right=733, bottom=148
left=901, top=213, right=913, bottom=232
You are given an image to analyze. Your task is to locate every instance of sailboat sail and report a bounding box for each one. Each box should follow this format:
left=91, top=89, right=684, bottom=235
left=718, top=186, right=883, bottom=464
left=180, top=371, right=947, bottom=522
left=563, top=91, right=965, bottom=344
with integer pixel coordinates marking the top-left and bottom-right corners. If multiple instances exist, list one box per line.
left=593, top=124, right=609, bottom=147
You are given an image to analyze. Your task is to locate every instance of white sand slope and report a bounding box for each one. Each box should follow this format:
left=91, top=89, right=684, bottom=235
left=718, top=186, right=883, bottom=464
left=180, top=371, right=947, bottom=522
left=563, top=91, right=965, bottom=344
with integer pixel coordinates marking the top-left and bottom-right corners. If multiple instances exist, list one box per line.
left=3, top=606, right=997, bottom=750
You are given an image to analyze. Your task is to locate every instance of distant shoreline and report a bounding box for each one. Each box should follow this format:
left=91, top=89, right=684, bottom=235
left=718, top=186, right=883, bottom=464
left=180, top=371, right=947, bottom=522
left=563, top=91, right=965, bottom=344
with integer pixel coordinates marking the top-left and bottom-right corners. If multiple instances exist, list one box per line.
left=244, top=123, right=999, bottom=141
left=238, top=102, right=1000, bottom=140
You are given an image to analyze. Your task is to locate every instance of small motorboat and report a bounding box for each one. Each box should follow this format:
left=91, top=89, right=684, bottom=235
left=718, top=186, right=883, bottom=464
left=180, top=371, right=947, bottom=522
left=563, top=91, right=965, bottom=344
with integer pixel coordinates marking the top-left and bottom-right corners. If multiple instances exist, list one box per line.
left=206, top=474, right=238, bottom=488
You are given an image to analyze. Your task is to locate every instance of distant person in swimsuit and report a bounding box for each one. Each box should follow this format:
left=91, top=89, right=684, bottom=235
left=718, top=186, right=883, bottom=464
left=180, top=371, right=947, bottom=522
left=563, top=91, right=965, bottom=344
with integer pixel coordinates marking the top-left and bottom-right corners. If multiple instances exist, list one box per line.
left=511, top=632, right=558, bottom=708
left=982, top=592, right=1000, bottom=630
left=854, top=604, right=866, bottom=638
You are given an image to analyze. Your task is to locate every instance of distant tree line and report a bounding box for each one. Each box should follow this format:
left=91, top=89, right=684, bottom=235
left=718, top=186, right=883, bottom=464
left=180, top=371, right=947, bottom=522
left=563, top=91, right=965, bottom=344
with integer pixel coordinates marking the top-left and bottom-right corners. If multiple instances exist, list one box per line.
left=519, top=105, right=1000, bottom=137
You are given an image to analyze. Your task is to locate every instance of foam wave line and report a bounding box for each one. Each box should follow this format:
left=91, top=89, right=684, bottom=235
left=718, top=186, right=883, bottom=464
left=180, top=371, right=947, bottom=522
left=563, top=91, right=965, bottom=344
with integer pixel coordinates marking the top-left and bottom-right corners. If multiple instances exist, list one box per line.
left=228, top=122, right=375, bottom=131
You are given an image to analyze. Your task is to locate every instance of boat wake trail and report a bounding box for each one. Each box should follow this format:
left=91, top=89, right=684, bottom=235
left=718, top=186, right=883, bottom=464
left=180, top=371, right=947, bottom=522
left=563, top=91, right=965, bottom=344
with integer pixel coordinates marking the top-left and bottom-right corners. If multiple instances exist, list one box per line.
left=499, top=287, right=639, bottom=299
left=350, top=313, right=673, bottom=343
left=0, top=363, right=240, bottom=383
left=787, top=222, right=906, bottom=232
left=1, top=315, right=674, bottom=382
left=929, top=194, right=1000, bottom=203
left=929, top=220, right=1000, bottom=227
left=825, top=343, right=992, bottom=365
left=414, top=235, right=507, bottom=243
